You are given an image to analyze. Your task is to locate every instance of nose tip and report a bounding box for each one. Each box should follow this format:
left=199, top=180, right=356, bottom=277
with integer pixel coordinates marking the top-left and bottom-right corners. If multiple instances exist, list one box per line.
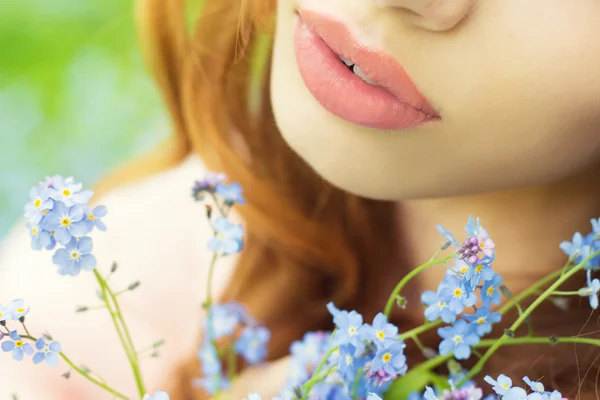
left=375, top=0, right=477, bottom=31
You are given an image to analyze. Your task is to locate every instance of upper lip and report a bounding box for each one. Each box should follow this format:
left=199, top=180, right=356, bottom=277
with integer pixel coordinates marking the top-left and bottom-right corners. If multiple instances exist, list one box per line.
left=297, top=9, right=439, bottom=117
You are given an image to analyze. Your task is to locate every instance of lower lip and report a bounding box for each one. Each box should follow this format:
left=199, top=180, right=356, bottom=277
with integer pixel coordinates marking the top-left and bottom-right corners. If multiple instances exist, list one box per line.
left=294, top=17, right=437, bottom=131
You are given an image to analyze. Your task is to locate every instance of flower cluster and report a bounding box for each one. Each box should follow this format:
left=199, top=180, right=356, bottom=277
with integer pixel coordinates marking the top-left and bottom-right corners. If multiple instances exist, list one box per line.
left=274, top=304, right=407, bottom=400
left=195, top=302, right=270, bottom=394
left=24, top=175, right=107, bottom=276
left=559, top=218, right=600, bottom=309
left=483, top=374, right=565, bottom=400
left=0, top=300, right=62, bottom=365
left=422, top=217, right=502, bottom=360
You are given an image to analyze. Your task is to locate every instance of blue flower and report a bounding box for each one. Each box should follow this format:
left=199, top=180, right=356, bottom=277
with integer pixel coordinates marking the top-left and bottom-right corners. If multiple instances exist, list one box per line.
left=197, top=343, right=222, bottom=375
left=438, top=319, right=480, bottom=360
left=447, top=258, right=470, bottom=279
left=502, top=387, right=527, bottom=400
left=523, top=376, right=544, bottom=393
left=0, top=303, right=11, bottom=322
left=52, top=237, right=97, bottom=276
left=45, top=202, right=89, bottom=245
left=24, top=183, right=53, bottom=224
left=32, top=338, right=62, bottom=366
left=194, top=172, right=227, bottom=192
left=47, top=175, right=93, bottom=207
left=423, top=386, right=437, bottom=400
left=369, top=342, right=408, bottom=377
left=7, top=299, right=29, bottom=320
left=1, top=331, right=34, bottom=361
left=484, top=374, right=513, bottom=395
left=559, top=232, right=586, bottom=264
left=192, top=375, right=230, bottom=395
left=290, top=331, right=331, bottom=367
left=464, top=262, right=495, bottom=289
left=26, top=221, right=53, bottom=251
left=84, top=205, right=107, bottom=232
left=142, top=391, right=170, bottom=400
left=437, top=225, right=458, bottom=247
left=583, top=274, right=600, bottom=309
left=235, top=326, right=270, bottom=364
left=464, top=306, right=501, bottom=336
left=331, top=309, right=365, bottom=352
left=438, top=275, right=477, bottom=314
left=481, top=274, right=503, bottom=305
left=421, top=290, right=458, bottom=323
left=215, top=182, right=246, bottom=205
left=360, top=313, right=398, bottom=348
left=207, top=217, right=244, bottom=255
left=337, top=344, right=360, bottom=380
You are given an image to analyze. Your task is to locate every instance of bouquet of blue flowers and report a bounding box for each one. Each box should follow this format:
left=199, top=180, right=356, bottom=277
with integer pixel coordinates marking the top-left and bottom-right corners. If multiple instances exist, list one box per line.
left=4, top=171, right=600, bottom=400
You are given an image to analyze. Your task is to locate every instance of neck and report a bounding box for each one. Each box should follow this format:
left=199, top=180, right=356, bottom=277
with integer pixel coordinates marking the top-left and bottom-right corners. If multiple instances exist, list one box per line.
left=396, top=162, right=600, bottom=296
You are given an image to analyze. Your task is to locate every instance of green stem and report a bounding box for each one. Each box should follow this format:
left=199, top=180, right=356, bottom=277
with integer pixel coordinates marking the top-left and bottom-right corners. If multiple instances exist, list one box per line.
left=478, top=336, right=600, bottom=347
left=94, top=270, right=146, bottom=398
left=351, top=367, right=363, bottom=399
left=460, top=249, right=600, bottom=386
left=300, top=366, right=338, bottom=400
left=384, top=254, right=456, bottom=317
left=59, top=352, right=129, bottom=399
left=205, top=253, right=219, bottom=309
left=312, top=345, right=338, bottom=378
left=227, top=346, right=237, bottom=381
left=551, top=290, right=581, bottom=296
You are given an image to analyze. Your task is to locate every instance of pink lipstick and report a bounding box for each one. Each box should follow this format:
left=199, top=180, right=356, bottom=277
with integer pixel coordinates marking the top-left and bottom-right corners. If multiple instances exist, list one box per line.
left=294, top=10, right=440, bottom=130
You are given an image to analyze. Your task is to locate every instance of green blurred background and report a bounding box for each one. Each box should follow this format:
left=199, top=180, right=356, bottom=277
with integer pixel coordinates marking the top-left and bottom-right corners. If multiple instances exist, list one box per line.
left=0, top=0, right=169, bottom=238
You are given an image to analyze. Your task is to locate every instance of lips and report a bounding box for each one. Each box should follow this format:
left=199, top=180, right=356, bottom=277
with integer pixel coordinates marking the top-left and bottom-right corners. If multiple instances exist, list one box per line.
left=294, top=10, right=440, bottom=130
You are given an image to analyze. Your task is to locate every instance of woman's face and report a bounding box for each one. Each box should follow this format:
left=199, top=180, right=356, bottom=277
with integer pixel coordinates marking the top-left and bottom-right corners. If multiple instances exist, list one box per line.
left=270, top=0, right=600, bottom=201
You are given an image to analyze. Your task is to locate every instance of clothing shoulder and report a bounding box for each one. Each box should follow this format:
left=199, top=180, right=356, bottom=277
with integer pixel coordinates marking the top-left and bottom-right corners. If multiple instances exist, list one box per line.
left=0, top=155, right=238, bottom=398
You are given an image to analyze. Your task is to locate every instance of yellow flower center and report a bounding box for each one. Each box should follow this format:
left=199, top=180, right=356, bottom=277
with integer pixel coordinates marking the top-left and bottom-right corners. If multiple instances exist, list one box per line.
left=42, top=209, right=48, bottom=215
left=452, top=335, right=463, bottom=344
left=88, top=214, right=96, bottom=221
left=61, top=217, right=71, bottom=227
left=345, top=355, right=353, bottom=365
left=382, top=353, right=392, bottom=363
left=453, top=288, right=463, bottom=297
left=62, top=189, right=71, bottom=197
left=480, top=241, right=485, bottom=249
left=348, top=326, right=357, bottom=336
left=16, top=308, right=25, bottom=313
left=50, top=231, right=55, bottom=236
left=34, top=199, right=42, bottom=208
left=475, top=265, right=483, bottom=273
left=15, top=340, right=23, bottom=348
left=460, top=266, right=468, bottom=273
left=0, top=312, right=3, bottom=318
left=501, top=384, right=510, bottom=389
left=487, top=287, right=495, bottom=296
left=476, top=317, right=486, bottom=325
left=31, top=227, right=39, bottom=236
left=437, top=301, right=446, bottom=308
left=376, top=331, right=385, bottom=340
left=70, top=250, right=81, bottom=261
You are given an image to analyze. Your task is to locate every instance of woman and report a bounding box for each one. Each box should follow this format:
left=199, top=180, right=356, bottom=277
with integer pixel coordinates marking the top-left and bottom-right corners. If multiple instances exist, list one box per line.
left=1, top=0, right=600, bottom=398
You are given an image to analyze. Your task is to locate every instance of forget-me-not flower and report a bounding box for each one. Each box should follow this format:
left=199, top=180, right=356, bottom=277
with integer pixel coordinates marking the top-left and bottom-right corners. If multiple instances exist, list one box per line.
left=582, top=274, right=600, bottom=309
left=33, top=338, right=62, bottom=366
left=7, top=299, right=29, bottom=320
left=45, top=202, right=88, bottom=245
left=0, top=304, right=10, bottom=322
left=215, top=182, right=246, bottom=205
left=27, top=221, right=53, bottom=250
left=84, top=205, right=108, bottom=232
left=481, top=274, right=503, bottom=305
left=421, top=290, right=458, bottom=323
left=207, top=217, right=244, bottom=255
left=1, top=331, right=34, bottom=361
left=48, top=175, right=93, bottom=207
left=360, top=313, right=399, bottom=348
left=235, top=326, right=270, bottom=364
left=25, top=184, right=53, bottom=224
left=369, top=342, right=408, bottom=378
left=331, top=309, right=365, bottom=353
left=484, top=374, right=513, bottom=395
left=438, top=275, right=477, bottom=314
left=437, top=225, right=458, bottom=248
left=52, top=237, right=97, bottom=276
left=197, top=343, right=222, bottom=376
left=464, top=306, right=501, bottom=336
left=522, top=376, right=544, bottom=393
left=438, top=319, right=480, bottom=360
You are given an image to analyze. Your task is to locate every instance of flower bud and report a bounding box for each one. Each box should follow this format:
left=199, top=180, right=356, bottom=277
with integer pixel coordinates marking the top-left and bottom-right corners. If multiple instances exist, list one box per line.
left=75, top=305, right=89, bottom=313
left=127, top=281, right=141, bottom=291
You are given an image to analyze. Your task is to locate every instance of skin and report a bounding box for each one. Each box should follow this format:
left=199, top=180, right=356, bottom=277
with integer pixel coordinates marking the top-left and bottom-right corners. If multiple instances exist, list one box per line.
left=228, top=0, right=600, bottom=397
